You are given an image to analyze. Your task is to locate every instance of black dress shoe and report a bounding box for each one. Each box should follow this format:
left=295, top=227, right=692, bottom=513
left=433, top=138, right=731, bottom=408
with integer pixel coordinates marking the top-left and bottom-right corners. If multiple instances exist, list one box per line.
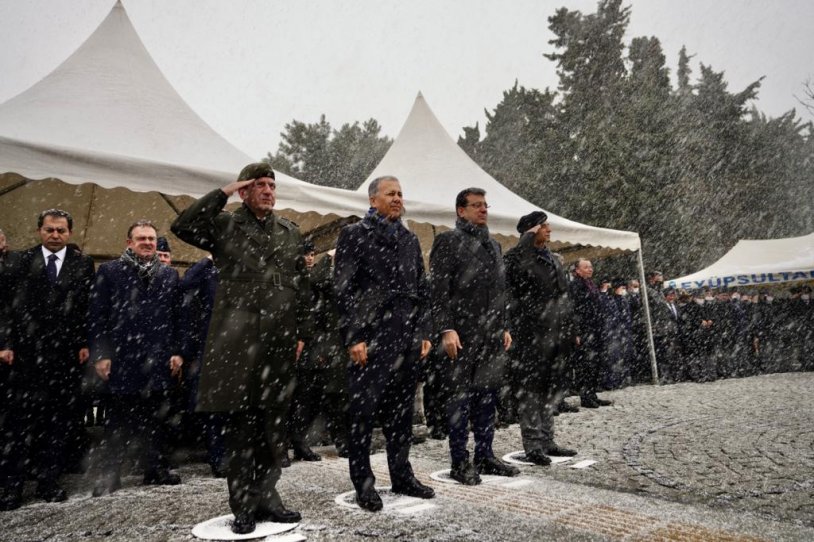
left=281, top=452, right=291, bottom=468
left=475, top=456, right=520, bottom=477
left=0, top=487, right=23, bottom=511
left=355, top=487, right=383, bottom=512
left=429, top=426, right=448, bottom=440
left=391, top=477, right=435, bottom=498
left=231, top=513, right=256, bottom=534
left=557, top=401, right=580, bottom=413
left=525, top=450, right=552, bottom=466
left=545, top=444, right=577, bottom=457
left=256, top=506, right=301, bottom=523
left=143, top=469, right=181, bottom=486
left=595, top=397, right=613, bottom=406
left=335, top=443, right=349, bottom=458
left=35, top=482, right=68, bottom=502
left=580, top=396, right=600, bottom=408
left=292, top=445, right=322, bottom=462
left=92, top=473, right=122, bottom=497
left=450, top=461, right=481, bottom=485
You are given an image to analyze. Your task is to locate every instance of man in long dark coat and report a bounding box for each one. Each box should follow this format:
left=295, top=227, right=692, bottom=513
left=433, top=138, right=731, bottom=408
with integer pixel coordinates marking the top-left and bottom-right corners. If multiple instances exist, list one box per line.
left=334, top=175, right=434, bottom=512
left=571, top=259, right=612, bottom=407
left=504, top=212, right=578, bottom=466
left=89, top=220, right=184, bottom=496
left=172, top=163, right=312, bottom=534
left=0, top=209, right=95, bottom=510
left=429, top=188, right=518, bottom=485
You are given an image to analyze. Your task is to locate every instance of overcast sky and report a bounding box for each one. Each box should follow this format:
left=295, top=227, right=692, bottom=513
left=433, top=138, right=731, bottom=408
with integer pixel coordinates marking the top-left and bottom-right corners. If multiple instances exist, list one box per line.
left=1, top=0, right=812, bottom=159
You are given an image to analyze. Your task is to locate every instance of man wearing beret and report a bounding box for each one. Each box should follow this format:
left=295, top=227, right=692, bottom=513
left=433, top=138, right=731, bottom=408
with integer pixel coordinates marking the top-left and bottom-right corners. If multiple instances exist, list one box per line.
left=429, top=188, right=519, bottom=485
left=334, top=175, right=435, bottom=511
left=155, top=236, right=172, bottom=266
left=172, top=163, right=312, bottom=534
left=504, top=211, right=577, bottom=465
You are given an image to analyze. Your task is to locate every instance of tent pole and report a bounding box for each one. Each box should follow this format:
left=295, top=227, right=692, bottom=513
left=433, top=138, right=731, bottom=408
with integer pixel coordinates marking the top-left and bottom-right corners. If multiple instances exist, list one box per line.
left=636, top=248, right=659, bottom=385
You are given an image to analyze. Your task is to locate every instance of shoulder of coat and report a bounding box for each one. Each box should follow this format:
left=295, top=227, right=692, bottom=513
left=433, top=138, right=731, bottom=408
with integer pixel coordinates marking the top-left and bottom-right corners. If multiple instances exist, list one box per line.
left=275, top=215, right=298, bottom=231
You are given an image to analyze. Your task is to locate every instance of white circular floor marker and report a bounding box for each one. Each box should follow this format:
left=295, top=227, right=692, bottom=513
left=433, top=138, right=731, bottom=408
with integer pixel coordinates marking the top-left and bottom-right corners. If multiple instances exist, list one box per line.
left=191, top=514, right=298, bottom=541
left=428, top=469, right=509, bottom=484
left=334, top=486, right=437, bottom=514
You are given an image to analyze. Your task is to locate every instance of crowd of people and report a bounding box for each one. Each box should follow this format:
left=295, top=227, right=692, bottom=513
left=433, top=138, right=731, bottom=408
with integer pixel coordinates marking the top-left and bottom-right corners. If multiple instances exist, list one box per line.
left=0, top=166, right=811, bottom=535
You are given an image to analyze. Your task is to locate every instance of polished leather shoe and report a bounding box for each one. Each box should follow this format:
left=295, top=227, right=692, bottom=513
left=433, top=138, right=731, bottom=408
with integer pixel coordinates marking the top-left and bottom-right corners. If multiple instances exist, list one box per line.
left=256, top=506, right=301, bottom=523
left=35, top=483, right=67, bottom=502
left=450, top=461, right=481, bottom=485
left=292, top=445, right=321, bottom=462
left=355, top=487, right=383, bottom=512
left=596, top=397, right=613, bottom=406
left=92, top=473, right=122, bottom=497
left=476, top=456, right=520, bottom=477
left=525, top=450, right=552, bottom=466
left=231, top=513, right=256, bottom=534
left=580, top=396, right=600, bottom=408
left=143, top=469, right=181, bottom=486
left=391, top=477, right=435, bottom=499
left=557, top=401, right=580, bottom=413
left=0, top=487, right=23, bottom=511
left=545, top=444, right=577, bottom=457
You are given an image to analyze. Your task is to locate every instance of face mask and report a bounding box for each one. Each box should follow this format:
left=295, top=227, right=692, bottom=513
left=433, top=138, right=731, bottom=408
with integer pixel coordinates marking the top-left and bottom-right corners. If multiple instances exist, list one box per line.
left=802, top=294, right=811, bottom=301
left=618, top=290, right=628, bottom=297
left=694, top=298, right=705, bottom=305
left=631, top=288, right=640, bottom=294
left=705, top=296, right=714, bottom=302
left=731, top=294, right=740, bottom=301
left=765, top=296, right=774, bottom=303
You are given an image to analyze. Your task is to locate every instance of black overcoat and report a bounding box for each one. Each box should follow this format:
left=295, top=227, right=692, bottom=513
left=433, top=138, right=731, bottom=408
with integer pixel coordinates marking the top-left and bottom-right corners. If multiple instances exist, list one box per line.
left=504, top=233, right=574, bottom=393
left=429, top=226, right=507, bottom=392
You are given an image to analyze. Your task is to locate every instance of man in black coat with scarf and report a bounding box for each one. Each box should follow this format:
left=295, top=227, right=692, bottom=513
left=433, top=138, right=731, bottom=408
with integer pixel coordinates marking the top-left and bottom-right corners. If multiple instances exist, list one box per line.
left=334, top=175, right=435, bottom=511
left=504, top=212, right=578, bottom=465
left=0, top=209, right=95, bottom=510
left=88, top=220, right=185, bottom=497
left=429, top=188, right=519, bottom=485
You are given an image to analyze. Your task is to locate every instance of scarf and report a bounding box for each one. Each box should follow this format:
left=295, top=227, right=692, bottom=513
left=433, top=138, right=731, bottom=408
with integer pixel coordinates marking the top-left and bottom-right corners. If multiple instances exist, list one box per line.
left=456, top=217, right=498, bottom=261
left=120, top=248, right=160, bottom=284
left=364, top=207, right=405, bottom=242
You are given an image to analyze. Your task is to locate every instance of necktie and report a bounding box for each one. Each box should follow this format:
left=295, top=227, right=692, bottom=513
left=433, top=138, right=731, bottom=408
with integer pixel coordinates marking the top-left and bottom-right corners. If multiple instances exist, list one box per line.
left=47, top=253, right=58, bottom=283
left=670, top=303, right=677, bottom=319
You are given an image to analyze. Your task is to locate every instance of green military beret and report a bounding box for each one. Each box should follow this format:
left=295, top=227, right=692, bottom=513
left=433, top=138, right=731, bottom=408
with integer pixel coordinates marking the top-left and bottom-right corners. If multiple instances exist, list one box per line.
left=237, top=162, right=276, bottom=182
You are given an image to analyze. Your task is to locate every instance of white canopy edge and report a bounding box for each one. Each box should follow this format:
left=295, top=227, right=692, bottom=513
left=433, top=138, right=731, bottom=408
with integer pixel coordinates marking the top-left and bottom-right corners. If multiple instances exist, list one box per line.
left=666, top=232, right=814, bottom=290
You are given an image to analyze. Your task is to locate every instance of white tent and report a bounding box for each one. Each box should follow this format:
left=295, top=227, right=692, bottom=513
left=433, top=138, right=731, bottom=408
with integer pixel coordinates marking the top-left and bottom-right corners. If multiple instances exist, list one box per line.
left=358, top=93, right=642, bottom=254
left=666, top=233, right=814, bottom=290
left=0, top=0, right=370, bottom=259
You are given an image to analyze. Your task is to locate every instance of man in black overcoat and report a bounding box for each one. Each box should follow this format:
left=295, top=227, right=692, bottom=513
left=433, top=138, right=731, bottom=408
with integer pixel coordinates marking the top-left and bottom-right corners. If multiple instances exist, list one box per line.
left=88, top=220, right=185, bottom=497
left=504, top=212, right=578, bottom=466
left=0, top=209, right=95, bottom=510
left=429, top=188, right=518, bottom=485
left=334, top=176, right=435, bottom=511
left=570, top=259, right=613, bottom=407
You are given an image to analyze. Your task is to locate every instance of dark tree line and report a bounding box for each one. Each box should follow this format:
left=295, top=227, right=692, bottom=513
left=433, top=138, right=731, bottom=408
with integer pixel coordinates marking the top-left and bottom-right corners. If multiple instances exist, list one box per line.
left=459, top=0, right=813, bottom=277
left=265, top=115, right=391, bottom=190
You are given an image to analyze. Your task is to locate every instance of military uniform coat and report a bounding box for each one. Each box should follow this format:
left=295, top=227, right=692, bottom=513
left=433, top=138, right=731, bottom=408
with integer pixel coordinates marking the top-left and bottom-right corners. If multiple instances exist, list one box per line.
left=504, top=233, right=575, bottom=393
left=171, top=189, right=312, bottom=412
left=429, top=225, right=508, bottom=393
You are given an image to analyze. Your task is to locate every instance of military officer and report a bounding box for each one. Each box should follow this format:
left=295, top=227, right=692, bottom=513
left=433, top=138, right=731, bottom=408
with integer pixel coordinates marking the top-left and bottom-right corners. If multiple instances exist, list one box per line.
left=171, top=163, right=312, bottom=535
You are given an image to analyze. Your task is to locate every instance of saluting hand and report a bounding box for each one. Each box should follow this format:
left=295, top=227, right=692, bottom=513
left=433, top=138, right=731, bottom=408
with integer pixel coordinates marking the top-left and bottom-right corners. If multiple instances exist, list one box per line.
left=221, top=179, right=256, bottom=197
left=170, top=355, right=184, bottom=380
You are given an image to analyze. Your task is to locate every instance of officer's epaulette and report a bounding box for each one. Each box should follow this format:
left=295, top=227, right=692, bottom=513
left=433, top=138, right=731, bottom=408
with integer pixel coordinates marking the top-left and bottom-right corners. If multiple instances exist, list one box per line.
left=276, top=216, right=298, bottom=230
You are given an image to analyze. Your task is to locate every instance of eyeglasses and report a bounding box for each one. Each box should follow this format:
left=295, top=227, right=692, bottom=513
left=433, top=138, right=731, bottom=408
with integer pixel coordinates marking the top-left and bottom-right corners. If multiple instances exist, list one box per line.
left=465, top=202, right=490, bottom=209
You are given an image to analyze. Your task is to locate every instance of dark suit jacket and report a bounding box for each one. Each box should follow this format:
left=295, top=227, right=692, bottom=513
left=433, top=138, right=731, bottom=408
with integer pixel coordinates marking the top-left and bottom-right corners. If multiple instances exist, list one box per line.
left=429, top=225, right=507, bottom=391
left=504, top=234, right=574, bottom=392
left=88, top=259, right=183, bottom=395
left=0, top=245, right=95, bottom=395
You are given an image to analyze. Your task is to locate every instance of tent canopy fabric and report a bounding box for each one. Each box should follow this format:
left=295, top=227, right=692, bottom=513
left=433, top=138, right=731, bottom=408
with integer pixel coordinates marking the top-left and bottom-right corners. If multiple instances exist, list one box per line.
left=357, top=93, right=641, bottom=254
left=666, top=232, right=814, bottom=290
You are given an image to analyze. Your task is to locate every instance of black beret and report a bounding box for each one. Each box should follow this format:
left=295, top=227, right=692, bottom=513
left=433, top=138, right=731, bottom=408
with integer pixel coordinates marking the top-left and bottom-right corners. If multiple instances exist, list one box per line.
left=156, top=236, right=171, bottom=252
left=611, top=277, right=627, bottom=289
left=303, top=241, right=315, bottom=254
left=516, top=211, right=548, bottom=234
left=237, top=162, right=276, bottom=182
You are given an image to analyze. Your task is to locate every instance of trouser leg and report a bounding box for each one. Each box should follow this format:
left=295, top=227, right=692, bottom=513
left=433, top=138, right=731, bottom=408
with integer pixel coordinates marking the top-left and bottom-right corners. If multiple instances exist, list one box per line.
left=445, top=389, right=471, bottom=464
left=380, top=358, right=416, bottom=485
left=471, top=389, right=497, bottom=462
left=517, top=389, right=553, bottom=453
